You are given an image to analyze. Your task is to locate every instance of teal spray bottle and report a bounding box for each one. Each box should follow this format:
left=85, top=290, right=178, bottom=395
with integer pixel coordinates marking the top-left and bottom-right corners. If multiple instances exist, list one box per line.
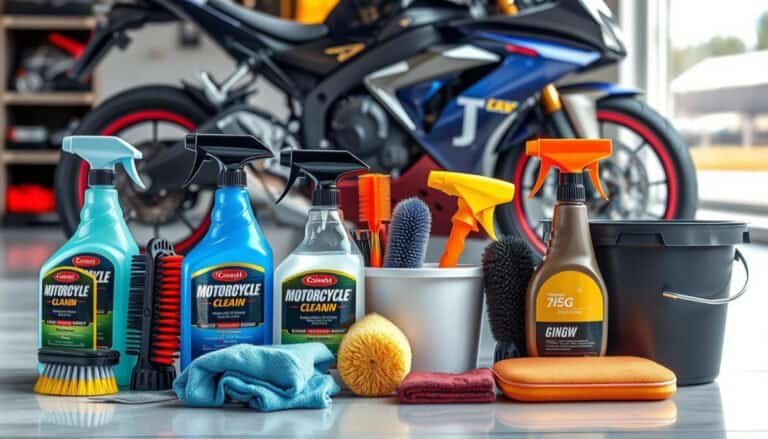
left=274, top=149, right=369, bottom=356
left=180, top=134, right=274, bottom=369
left=39, top=136, right=145, bottom=386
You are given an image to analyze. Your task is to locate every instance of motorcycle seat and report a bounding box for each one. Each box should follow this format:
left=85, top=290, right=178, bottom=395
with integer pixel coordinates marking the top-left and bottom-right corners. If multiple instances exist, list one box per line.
left=210, top=0, right=328, bottom=43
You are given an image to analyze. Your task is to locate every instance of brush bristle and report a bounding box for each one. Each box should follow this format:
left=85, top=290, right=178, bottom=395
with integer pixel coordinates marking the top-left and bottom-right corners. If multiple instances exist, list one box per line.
left=126, top=255, right=147, bottom=355
left=383, top=197, right=431, bottom=268
left=34, top=363, right=118, bottom=396
left=358, top=174, right=391, bottom=228
left=482, top=236, right=535, bottom=360
left=151, top=255, right=182, bottom=366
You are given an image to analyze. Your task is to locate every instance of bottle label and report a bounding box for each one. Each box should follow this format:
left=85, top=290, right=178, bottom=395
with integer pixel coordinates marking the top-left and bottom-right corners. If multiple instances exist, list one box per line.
left=281, top=270, right=357, bottom=354
left=45, top=253, right=115, bottom=348
left=191, top=263, right=265, bottom=328
left=190, top=263, right=265, bottom=358
left=40, top=267, right=97, bottom=349
left=535, top=270, right=604, bottom=356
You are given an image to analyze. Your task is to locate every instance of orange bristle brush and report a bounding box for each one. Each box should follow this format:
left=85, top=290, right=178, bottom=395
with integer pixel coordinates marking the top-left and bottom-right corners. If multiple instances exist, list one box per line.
left=127, top=239, right=181, bottom=390
left=358, top=173, right=391, bottom=267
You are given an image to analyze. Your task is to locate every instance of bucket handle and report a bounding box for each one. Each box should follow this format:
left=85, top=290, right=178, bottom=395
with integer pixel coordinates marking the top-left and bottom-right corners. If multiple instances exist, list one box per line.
left=662, top=249, right=749, bottom=305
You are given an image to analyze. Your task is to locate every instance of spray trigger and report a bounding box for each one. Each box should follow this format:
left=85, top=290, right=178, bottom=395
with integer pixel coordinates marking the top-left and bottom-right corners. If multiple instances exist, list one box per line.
left=62, top=136, right=146, bottom=189
left=276, top=149, right=369, bottom=206
left=587, top=162, right=608, bottom=200
left=183, top=134, right=274, bottom=187
left=525, top=138, right=612, bottom=201
left=528, top=159, right=553, bottom=199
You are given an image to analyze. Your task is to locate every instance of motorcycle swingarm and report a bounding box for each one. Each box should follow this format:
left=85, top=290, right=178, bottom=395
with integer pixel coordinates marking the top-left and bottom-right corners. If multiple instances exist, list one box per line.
left=70, top=3, right=176, bottom=81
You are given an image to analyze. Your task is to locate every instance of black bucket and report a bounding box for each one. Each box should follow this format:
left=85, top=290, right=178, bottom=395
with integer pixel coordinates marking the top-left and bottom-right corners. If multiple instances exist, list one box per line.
left=587, top=220, right=750, bottom=386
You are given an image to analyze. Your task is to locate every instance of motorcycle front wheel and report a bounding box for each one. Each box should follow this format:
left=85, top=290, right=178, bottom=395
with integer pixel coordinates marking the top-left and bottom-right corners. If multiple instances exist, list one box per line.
left=495, top=96, right=699, bottom=255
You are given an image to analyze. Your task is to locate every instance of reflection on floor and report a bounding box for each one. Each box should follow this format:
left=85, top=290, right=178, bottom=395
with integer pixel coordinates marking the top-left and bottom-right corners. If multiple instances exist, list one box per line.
left=1, top=226, right=766, bottom=437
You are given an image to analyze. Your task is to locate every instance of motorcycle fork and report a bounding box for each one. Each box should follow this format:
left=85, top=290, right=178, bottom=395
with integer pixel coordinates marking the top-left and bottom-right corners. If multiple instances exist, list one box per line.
left=540, top=84, right=577, bottom=138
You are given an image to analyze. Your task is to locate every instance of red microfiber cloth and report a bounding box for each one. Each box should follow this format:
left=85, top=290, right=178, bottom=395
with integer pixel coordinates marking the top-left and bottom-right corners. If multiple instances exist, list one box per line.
left=397, top=368, right=496, bottom=404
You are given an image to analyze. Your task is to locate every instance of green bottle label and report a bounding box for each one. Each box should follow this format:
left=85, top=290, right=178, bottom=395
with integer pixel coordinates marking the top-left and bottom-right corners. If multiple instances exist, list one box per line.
left=41, top=267, right=97, bottom=349
left=69, top=253, right=115, bottom=348
left=42, top=253, right=115, bottom=348
left=281, top=270, right=356, bottom=354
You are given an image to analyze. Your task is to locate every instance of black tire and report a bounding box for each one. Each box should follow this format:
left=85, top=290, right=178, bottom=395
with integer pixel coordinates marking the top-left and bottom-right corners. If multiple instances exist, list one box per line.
left=495, top=96, right=699, bottom=256
left=55, top=85, right=211, bottom=244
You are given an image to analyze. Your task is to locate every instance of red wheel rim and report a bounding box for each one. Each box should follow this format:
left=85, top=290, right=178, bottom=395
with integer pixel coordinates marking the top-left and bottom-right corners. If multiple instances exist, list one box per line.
left=512, top=110, right=681, bottom=255
left=76, top=110, right=210, bottom=253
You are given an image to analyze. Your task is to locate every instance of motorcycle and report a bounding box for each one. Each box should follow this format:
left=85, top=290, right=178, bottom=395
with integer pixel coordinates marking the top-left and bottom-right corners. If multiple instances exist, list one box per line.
left=57, top=0, right=698, bottom=255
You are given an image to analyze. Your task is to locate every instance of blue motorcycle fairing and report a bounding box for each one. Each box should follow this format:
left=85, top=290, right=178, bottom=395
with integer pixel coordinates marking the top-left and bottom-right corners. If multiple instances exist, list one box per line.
left=396, top=76, right=454, bottom=133
left=401, top=34, right=601, bottom=174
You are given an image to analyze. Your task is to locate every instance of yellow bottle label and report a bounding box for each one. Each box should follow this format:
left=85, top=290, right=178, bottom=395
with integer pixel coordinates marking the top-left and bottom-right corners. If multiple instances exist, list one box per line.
left=534, top=270, right=604, bottom=355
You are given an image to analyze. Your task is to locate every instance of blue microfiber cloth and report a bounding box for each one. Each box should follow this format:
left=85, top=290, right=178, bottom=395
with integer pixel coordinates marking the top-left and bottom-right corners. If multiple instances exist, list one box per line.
left=173, top=343, right=340, bottom=412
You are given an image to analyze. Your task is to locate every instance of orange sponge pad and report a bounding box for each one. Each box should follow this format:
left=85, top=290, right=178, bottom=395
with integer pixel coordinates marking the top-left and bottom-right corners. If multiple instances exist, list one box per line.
left=493, top=356, right=676, bottom=402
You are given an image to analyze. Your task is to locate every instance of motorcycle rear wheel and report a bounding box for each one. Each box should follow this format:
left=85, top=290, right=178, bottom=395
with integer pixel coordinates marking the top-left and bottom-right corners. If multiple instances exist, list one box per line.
left=495, top=96, right=699, bottom=256
left=55, top=85, right=212, bottom=253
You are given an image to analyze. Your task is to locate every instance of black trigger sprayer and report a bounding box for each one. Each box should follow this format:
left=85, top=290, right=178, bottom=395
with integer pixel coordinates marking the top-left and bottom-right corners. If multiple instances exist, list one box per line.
left=184, top=133, right=274, bottom=187
left=275, top=149, right=370, bottom=206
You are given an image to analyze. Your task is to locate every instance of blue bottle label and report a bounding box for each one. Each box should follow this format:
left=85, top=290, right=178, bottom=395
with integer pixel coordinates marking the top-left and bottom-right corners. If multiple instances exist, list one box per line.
left=49, top=253, right=115, bottom=348
left=190, top=263, right=265, bottom=358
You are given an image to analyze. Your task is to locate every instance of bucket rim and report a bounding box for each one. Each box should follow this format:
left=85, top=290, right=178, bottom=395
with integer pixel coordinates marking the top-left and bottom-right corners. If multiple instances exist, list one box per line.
left=366, top=263, right=482, bottom=279
left=587, top=220, right=749, bottom=247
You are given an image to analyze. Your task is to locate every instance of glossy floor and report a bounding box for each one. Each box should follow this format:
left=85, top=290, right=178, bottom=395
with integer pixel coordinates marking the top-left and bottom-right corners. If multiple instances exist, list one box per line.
left=0, top=227, right=765, bottom=437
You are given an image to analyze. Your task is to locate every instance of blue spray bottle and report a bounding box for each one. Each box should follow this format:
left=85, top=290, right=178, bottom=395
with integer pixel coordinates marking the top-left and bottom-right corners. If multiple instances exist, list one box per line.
left=39, top=136, right=145, bottom=386
left=180, top=134, right=275, bottom=369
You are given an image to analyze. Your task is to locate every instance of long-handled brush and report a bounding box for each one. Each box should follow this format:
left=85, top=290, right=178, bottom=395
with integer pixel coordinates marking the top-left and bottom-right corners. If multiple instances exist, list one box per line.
left=34, top=348, right=119, bottom=396
left=358, top=173, right=391, bottom=267
left=127, top=238, right=182, bottom=391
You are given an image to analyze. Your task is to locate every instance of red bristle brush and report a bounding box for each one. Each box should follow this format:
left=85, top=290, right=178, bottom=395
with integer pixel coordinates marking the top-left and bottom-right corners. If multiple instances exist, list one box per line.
left=127, top=239, right=182, bottom=390
left=358, top=173, right=391, bottom=267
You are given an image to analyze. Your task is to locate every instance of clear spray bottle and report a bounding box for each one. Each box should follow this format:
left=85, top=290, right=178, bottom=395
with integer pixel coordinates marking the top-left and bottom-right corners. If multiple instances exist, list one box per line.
left=273, top=149, right=369, bottom=356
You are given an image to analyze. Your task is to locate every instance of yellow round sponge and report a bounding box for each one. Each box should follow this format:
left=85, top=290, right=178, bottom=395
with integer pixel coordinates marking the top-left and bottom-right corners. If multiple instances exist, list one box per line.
left=337, top=313, right=412, bottom=396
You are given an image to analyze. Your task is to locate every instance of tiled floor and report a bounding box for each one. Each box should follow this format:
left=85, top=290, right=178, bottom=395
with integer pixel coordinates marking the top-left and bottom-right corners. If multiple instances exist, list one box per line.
left=0, top=225, right=766, bottom=437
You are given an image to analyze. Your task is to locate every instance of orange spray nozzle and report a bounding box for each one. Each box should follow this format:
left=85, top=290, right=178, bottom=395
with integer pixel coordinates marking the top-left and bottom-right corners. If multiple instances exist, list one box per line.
left=525, top=138, right=612, bottom=200
left=428, top=171, right=515, bottom=267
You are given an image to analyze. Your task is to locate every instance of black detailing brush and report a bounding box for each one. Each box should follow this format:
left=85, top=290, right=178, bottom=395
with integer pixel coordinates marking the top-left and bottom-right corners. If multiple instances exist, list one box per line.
left=127, top=238, right=182, bottom=391
left=384, top=197, right=432, bottom=268
left=482, top=236, right=535, bottom=361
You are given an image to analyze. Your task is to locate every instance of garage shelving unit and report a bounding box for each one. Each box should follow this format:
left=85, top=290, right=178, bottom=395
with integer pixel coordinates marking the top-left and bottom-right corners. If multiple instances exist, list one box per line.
left=0, top=0, right=289, bottom=226
left=0, top=2, right=98, bottom=225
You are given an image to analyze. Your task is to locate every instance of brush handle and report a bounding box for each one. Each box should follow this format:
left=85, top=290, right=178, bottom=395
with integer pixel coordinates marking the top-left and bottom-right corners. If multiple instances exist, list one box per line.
left=369, top=232, right=382, bottom=268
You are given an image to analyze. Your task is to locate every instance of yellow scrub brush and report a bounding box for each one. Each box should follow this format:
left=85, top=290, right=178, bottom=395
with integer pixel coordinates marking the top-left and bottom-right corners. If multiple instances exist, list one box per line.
left=337, top=313, right=411, bottom=396
left=34, top=349, right=119, bottom=396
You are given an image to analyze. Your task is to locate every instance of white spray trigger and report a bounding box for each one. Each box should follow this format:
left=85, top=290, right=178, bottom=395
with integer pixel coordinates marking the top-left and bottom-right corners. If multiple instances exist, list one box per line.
left=62, top=136, right=146, bottom=189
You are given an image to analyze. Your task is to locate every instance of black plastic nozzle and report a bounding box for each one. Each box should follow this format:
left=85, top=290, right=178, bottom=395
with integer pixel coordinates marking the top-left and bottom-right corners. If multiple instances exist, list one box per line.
left=276, top=149, right=369, bottom=206
left=557, top=173, right=587, bottom=202
left=184, top=134, right=274, bottom=187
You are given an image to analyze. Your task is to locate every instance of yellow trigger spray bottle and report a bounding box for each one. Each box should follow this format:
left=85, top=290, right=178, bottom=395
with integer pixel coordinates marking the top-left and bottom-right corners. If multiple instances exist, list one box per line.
left=525, top=138, right=612, bottom=357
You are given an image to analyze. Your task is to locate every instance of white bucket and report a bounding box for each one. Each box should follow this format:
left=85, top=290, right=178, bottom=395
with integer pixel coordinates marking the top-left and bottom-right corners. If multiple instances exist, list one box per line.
left=365, top=264, right=484, bottom=373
